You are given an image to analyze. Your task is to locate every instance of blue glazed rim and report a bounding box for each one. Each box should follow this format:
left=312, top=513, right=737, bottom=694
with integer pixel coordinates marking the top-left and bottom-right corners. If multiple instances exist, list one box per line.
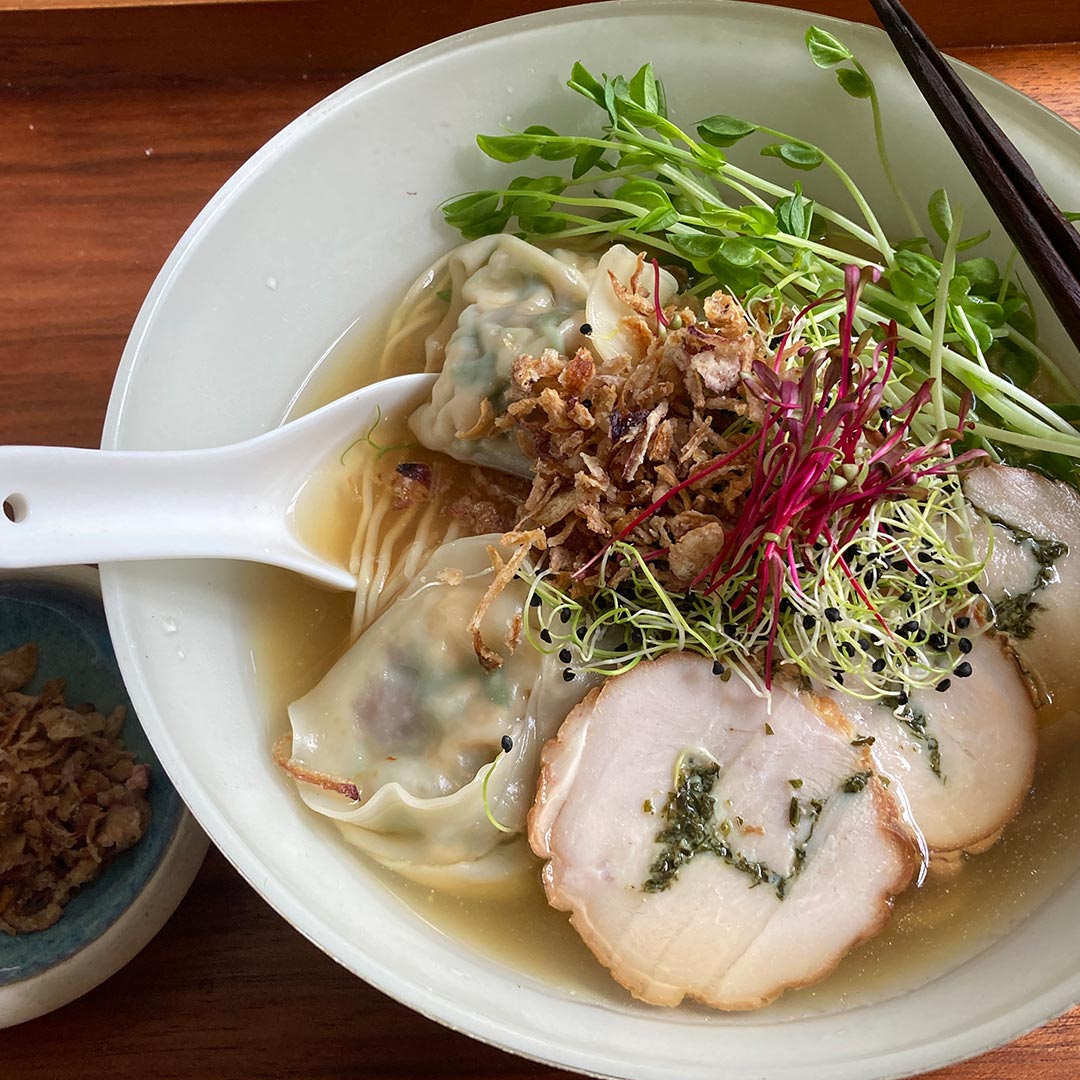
left=0, top=572, right=184, bottom=986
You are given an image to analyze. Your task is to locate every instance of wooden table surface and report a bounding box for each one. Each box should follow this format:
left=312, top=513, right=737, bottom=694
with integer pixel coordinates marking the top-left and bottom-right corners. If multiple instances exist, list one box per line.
left=1, top=2, right=1078, bottom=1076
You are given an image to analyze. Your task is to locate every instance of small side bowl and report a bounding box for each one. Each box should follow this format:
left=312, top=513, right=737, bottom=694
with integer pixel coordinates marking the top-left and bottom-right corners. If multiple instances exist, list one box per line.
left=0, top=565, right=207, bottom=1029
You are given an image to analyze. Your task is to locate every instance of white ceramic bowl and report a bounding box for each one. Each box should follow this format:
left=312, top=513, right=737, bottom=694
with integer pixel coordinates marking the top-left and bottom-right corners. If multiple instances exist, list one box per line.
left=98, top=3, right=1080, bottom=1077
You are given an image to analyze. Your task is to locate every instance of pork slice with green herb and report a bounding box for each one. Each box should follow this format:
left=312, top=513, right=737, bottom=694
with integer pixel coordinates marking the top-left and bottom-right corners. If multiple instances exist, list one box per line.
left=528, top=653, right=916, bottom=1010
left=963, top=463, right=1080, bottom=705
left=823, top=632, right=1036, bottom=854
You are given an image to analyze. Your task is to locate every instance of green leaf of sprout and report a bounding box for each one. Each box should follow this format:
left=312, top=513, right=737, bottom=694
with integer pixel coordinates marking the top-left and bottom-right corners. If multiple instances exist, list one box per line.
left=505, top=175, right=568, bottom=233
left=567, top=61, right=606, bottom=107
left=775, top=186, right=814, bottom=239
left=761, top=142, right=825, bottom=170
left=697, top=115, right=758, bottom=148
left=718, top=237, right=761, bottom=267
left=956, top=256, right=1000, bottom=287
left=476, top=133, right=539, bottom=163
left=572, top=143, right=607, bottom=179
left=956, top=228, right=992, bottom=251
left=961, top=294, right=1005, bottom=328
left=928, top=188, right=953, bottom=244
left=805, top=26, right=853, bottom=69
left=523, top=125, right=581, bottom=161
left=741, top=206, right=778, bottom=236
left=668, top=224, right=723, bottom=261
left=895, top=236, right=930, bottom=252
left=441, top=190, right=503, bottom=228
left=949, top=305, right=993, bottom=353
left=836, top=68, right=872, bottom=98
left=895, top=248, right=941, bottom=282
left=613, top=179, right=676, bottom=218
left=629, top=63, right=660, bottom=114
left=948, top=275, right=971, bottom=303
left=889, top=268, right=936, bottom=306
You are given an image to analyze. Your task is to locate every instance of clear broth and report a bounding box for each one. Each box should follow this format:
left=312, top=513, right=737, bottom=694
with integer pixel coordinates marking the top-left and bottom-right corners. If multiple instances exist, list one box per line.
left=253, top=305, right=1080, bottom=1018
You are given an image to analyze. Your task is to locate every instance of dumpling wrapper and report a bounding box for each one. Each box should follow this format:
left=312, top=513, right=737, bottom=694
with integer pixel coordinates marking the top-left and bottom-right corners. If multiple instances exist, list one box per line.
left=584, top=243, right=678, bottom=363
left=284, top=533, right=594, bottom=894
left=409, top=235, right=596, bottom=477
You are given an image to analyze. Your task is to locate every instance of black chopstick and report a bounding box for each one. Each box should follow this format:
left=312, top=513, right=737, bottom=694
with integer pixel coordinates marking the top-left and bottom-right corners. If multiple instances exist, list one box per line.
left=869, top=0, right=1080, bottom=348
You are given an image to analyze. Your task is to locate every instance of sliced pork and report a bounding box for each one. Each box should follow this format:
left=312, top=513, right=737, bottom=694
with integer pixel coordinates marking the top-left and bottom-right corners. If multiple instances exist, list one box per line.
left=963, top=463, right=1080, bottom=704
left=529, top=653, right=916, bottom=1010
left=825, top=633, right=1037, bottom=854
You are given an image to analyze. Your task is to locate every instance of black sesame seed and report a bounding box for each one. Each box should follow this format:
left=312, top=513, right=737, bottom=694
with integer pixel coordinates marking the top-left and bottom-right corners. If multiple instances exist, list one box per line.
left=539, top=628, right=552, bottom=644
left=936, top=678, right=952, bottom=692
left=879, top=406, right=894, bottom=421
left=576, top=626, right=586, bottom=640
left=956, top=616, right=971, bottom=629
left=712, top=660, right=726, bottom=676
left=834, top=673, right=845, bottom=686
left=917, top=551, right=933, bottom=564
left=579, top=322, right=593, bottom=335
left=562, top=669, right=576, bottom=682
left=560, top=609, right=572, bottom=623
left=914, top=572, right=930, bottom=587
left=615, top=642, right=630, bottom=653
left=958, top=636, right=973, bottom=654
left=825, top=607, right=841, bottom=623
left=897, top=691, right=909, bottom=705
left=954, top=661, right=973, bottom=678
left=529, top=593, right=542, bottom=608
left=559, top=648, right=572, bottom=663
left=900, top=620, right=919, bottom=637
left=900, top=590, right=914, bottom=603
left=724, top=623, right=738, bottom=637
left=802, top=614, right=817, bottom=630
left=859, top=636, right=872, bottom=650
left=891, top=559, right=909, bottom=571
left=863, top=568, right=878, bottom=587
left=842, top=642, right=856, bottom=658
left=501, top=735, right=513, bottom=753
left=872, top=657, right=887, bottom=673
left=905, top=646, right=917, bottom=659
left=928, top=632, right=947, bottom=651
left=966, top=581, right=982, bottom=595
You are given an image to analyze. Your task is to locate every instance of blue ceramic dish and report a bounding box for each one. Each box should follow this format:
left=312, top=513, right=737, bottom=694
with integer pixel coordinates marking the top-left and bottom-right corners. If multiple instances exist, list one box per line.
left=0, top=568, right=193, bottom=998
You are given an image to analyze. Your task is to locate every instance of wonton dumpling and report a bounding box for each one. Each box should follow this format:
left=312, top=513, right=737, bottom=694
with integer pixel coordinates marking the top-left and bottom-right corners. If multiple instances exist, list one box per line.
left=585, top=243, right=678, bottom=364
left=283, top=533, right=592, bottom=894
left=409, top=235, right=597, bottom=477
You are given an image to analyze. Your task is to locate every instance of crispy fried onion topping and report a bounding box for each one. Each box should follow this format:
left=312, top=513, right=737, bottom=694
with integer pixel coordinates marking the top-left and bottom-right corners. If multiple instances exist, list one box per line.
left=468, top=529, right=546, bottom=670
left=474, top=277, right=771, bottom=593
left=272, top=735, right=361, bottom=802
left=0, top=644, right=151, bottom=935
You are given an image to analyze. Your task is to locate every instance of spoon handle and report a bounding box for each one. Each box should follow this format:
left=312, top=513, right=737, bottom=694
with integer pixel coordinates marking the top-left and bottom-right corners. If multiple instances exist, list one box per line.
left=0, top=443, right=353, bottom=588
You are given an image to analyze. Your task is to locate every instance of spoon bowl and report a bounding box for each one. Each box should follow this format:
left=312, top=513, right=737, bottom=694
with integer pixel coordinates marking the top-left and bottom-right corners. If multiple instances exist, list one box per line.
left=0, top=372, right=437, bottom=589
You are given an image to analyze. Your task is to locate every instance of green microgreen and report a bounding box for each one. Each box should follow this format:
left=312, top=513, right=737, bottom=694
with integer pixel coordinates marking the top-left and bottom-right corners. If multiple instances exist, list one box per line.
left=441, top=42, right=1080, bottom=481
left=340, top=404, right=417, bottom=464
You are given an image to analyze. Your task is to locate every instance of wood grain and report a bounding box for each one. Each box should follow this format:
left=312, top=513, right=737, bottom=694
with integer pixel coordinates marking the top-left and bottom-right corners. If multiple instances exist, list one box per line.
left=2, top=0, right=1079, bottom=89
left=0, top=15, right=1078, bottom=1080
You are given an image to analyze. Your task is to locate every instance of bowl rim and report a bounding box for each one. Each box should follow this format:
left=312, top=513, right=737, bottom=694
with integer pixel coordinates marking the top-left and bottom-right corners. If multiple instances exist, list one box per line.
left=99, top=2, right=1080, bottom=1076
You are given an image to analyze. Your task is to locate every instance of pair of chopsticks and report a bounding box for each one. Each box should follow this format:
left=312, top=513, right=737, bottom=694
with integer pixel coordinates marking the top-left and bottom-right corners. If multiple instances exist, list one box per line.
left=870, top=0, right=1080, bottom=348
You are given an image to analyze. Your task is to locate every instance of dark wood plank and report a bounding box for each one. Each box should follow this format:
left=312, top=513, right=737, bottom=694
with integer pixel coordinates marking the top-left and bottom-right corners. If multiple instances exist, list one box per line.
left=2, top=0, right=1078, bottom=91
left=0, top=34, right=1078, bottom=1080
